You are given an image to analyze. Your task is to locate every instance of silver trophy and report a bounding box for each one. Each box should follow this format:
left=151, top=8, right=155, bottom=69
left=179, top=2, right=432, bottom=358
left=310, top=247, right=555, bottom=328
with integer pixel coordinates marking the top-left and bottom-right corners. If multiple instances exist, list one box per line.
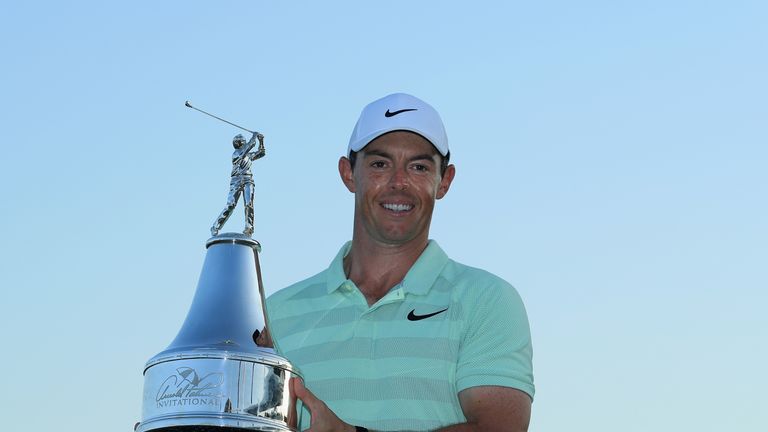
left=137, top=103, right=300, bottom=432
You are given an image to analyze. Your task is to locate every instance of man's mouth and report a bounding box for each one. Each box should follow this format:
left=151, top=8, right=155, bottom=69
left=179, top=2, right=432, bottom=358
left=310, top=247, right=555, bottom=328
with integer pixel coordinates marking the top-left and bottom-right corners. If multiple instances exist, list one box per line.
left=381, top=202, right=414, bottom=213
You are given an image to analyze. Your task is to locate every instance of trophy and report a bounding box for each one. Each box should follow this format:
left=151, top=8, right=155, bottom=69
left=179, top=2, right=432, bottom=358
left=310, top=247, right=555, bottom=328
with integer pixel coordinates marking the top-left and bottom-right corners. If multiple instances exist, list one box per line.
left=137, top=102, right=300, bottom=431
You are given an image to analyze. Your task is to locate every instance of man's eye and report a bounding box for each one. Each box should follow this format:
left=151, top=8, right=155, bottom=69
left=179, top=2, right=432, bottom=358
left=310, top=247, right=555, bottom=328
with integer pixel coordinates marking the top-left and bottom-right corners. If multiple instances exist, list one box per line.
left=371, top=161, right=387, bottom=168
left=412, top=164, right=428, bottom=171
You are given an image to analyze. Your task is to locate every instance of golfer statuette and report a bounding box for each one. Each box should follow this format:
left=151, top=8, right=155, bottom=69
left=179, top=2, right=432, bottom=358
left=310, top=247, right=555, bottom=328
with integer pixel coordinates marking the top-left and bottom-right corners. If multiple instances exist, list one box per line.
left=211, top=132, right=266, bottom=237
left=137, top=102, right=300, bottom=432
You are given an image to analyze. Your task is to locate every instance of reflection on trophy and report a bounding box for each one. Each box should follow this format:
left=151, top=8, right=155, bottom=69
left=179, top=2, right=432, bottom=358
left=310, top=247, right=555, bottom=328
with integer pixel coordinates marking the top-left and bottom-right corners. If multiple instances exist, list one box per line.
left=137, top=102, right=300, bottom=431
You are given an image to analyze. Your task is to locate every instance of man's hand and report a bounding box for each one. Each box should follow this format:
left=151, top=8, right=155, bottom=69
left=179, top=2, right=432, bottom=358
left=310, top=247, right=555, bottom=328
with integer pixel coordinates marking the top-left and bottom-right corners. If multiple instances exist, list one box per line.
left=291, top=377, right=356, bottom=432
left=255, top=133, right=266, bottom=153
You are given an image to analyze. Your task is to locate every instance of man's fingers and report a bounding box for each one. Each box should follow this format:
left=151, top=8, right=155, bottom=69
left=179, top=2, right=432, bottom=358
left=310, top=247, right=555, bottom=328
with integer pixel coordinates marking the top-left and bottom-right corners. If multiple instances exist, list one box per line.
left=291, top=377, right=320, bottom=410
left=287, top=378, right=298, bottom=429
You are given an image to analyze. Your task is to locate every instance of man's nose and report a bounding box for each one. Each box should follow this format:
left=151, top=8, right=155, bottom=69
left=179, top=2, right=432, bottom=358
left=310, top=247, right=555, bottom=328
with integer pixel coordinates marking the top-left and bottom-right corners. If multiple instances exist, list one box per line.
left=389, top=166, right=409, bottom=190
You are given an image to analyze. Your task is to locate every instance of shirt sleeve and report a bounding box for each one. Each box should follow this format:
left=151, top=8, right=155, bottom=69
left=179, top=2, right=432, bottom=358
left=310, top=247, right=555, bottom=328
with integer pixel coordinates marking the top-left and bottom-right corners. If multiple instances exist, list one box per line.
left=455, top=276, right=535, bottom=400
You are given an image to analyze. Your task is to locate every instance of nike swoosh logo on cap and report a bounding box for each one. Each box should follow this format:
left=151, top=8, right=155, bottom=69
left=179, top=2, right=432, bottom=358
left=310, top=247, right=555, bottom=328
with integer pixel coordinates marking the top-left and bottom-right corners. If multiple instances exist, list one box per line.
left=407, top=307, right=448, bottom=321
left=385, top=108, right=418, bottom=117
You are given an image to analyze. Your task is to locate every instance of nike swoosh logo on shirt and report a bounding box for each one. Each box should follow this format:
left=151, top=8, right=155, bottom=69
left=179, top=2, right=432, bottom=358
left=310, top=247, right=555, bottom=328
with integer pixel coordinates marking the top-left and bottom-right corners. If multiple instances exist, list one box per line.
left=407, top=307, right=449, bottom=321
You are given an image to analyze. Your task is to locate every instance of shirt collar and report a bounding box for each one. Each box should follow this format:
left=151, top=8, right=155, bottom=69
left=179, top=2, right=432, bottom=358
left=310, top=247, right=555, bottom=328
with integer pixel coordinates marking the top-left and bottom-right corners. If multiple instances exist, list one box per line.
left=325, top=240, right=449, bottom=296
left=325, top=241, right=352, bottom=294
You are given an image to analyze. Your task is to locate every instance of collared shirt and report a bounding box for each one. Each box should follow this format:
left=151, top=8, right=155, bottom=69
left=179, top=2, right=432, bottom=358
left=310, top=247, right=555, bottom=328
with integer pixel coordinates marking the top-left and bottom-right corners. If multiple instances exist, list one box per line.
left=267, top=240, right=534, bottom=431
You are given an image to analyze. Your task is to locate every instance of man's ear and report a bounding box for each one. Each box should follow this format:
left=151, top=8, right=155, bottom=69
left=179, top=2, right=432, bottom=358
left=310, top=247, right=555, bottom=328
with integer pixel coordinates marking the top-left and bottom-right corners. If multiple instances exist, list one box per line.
left=339, top=156, right=356, bottom=193
left=436, top=164, right=455, bottom=200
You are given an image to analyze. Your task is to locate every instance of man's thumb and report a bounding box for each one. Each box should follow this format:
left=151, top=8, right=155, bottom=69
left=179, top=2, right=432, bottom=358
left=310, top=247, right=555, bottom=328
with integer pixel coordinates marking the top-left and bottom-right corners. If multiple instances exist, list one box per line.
left=291, top=377, right=319, bottom=409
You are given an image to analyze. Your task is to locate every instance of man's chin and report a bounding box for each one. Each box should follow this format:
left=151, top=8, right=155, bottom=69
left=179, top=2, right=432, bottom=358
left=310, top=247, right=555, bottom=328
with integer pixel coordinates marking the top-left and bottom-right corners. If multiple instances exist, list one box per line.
left=373, top=229, right=425, bottom=247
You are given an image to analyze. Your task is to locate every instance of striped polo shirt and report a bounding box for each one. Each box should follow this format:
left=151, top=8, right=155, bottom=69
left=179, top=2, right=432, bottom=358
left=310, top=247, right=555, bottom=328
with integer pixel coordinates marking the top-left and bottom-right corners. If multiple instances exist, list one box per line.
left=266, top=240, right=534, bottom=431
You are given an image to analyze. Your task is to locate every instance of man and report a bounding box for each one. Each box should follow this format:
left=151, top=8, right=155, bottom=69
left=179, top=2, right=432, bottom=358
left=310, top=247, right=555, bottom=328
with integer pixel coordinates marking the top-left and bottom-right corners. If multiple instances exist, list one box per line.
left=211, top=132, right=265, bottom=236
left=267, top=93, right=534, bottom=431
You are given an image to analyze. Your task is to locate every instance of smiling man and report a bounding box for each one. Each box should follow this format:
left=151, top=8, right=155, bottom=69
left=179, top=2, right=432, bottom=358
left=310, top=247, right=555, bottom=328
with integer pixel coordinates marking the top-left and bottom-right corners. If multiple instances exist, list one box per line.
left=266, top=93, right=534, bottom=431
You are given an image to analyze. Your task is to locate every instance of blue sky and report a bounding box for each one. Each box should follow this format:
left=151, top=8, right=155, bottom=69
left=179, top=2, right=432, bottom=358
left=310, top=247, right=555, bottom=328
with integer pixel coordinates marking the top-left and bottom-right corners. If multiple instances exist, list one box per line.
left=1, top=1, right=766, bottom=430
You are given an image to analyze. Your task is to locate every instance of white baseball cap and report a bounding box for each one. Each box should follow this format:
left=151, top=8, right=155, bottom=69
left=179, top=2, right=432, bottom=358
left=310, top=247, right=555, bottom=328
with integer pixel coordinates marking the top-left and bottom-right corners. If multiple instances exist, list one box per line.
left=347, top=93, right=449, bottom=157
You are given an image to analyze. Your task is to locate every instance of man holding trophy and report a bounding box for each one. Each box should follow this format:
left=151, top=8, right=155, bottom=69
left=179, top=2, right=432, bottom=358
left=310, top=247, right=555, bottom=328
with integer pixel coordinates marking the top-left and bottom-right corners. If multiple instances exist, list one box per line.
left=137, top=95, right=533, bottom=432
left=267, top=93, right=535, bottom=431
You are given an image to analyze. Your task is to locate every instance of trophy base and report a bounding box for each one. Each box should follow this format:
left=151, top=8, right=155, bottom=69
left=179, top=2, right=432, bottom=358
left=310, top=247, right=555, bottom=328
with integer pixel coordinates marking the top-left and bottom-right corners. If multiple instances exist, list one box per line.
left=146, top=426, right=287, bottom=432
left=139, top=235, right=296, bottom=431
left=148, top=428, right=250, bottom=432
left=139, top=418, right=292, bottom=432
left=138, top=351, right=299, bottom=432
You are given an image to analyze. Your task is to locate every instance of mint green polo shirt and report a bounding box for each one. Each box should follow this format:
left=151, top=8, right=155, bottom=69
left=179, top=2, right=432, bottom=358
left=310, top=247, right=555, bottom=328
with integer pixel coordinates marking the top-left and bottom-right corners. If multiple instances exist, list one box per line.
left=266, top=240, right=534, bottom=431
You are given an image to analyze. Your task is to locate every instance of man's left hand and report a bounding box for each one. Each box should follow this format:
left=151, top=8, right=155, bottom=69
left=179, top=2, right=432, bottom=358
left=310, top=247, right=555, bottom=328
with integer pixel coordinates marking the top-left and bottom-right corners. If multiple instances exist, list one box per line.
left=291, top=377, right=356, bottom=432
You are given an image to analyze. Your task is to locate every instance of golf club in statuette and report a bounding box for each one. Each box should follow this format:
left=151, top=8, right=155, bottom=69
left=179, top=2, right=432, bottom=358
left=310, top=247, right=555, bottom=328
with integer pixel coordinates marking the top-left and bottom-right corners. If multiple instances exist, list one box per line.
left=137, top=102, right=300, bottom=431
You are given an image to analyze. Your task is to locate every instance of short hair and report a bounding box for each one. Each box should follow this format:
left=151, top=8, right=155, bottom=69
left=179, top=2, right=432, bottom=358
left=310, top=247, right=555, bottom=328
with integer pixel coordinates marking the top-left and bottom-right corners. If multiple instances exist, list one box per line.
left=348, top=150, right=451, bottom=177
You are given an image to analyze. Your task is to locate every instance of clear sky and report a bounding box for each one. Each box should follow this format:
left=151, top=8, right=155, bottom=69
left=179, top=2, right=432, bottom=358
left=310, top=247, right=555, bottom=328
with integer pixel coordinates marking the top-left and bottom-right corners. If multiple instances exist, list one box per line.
left=1, top=1, right=766, bottom=431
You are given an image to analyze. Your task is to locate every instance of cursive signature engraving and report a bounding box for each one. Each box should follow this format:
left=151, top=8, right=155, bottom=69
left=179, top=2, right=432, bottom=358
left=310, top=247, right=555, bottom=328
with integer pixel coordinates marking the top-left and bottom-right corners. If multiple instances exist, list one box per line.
left=155, top=366, right=224, bottom=408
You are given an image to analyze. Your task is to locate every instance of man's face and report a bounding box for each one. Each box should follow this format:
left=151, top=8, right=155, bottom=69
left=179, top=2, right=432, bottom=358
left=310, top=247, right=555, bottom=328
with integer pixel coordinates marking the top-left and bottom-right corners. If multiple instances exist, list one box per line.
left=339, top=131, right=455, bottom=246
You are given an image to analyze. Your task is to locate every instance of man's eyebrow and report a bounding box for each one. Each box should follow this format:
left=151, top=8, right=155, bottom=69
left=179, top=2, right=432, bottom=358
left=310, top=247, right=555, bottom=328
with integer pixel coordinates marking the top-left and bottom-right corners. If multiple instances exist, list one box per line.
left=362, top=149, right=392, bottom=159
left=409, top=153, right=437, bottom=163
left=362, top=150, right=437, bottom=163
